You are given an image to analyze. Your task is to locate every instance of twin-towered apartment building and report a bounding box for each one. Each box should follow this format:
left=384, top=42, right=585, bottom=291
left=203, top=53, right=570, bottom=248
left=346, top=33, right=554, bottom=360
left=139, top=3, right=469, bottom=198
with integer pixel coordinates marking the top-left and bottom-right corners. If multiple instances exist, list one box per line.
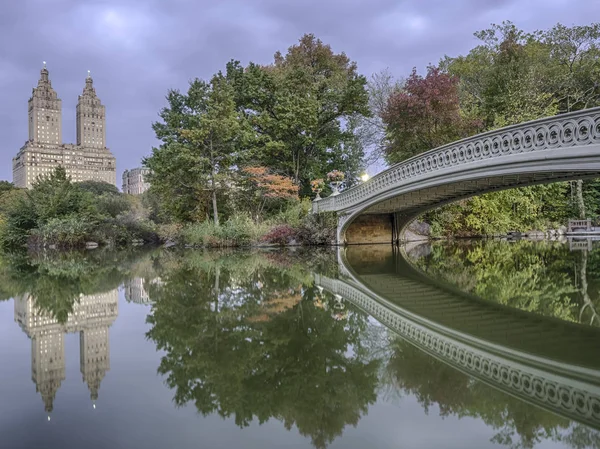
left=12, top=64, right=150, bottom=194
left=12, top=63, right=117, bottom=188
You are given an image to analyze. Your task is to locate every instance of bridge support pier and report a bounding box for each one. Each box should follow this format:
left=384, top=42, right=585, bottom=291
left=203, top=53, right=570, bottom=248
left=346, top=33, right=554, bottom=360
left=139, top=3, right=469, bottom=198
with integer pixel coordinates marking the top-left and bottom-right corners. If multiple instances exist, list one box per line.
left=341, top=213, right=395, bottom=245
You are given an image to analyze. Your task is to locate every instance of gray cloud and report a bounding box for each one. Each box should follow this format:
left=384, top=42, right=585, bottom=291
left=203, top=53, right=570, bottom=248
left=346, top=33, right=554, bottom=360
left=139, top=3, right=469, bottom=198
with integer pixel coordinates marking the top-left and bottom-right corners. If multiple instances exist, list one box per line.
left=0, top=0, right=597, bottom=183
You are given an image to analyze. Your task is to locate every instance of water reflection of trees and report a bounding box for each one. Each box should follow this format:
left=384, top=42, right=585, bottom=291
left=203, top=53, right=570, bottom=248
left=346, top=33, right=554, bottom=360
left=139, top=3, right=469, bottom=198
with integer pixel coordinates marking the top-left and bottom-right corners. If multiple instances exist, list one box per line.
left=145, top=251, right=379, bottom=449
left=2, top=246, right=599, bottom=448
left=0, top=249, right=152, bottom=322
left=409, top=240, right=600, bottom=326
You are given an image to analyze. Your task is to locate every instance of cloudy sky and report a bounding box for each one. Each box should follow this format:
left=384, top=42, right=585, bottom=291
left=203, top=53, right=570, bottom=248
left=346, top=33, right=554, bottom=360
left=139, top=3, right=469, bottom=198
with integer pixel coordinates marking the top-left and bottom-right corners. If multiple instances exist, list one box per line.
left=0, top=0, right=597, bottom=184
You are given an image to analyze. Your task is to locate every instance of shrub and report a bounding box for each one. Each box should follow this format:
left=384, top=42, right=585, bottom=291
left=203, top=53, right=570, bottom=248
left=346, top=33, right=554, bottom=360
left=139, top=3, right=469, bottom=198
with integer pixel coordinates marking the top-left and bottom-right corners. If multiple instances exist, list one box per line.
left=91, top=216, right=159, bottom=246
left=0, top=192, right=39, bottom=248
left=260, top=225, right=298, bottom=245
left=181, top=214, right=267, bottom=247
left=296, top=212, right=337, bottom=245
left=273, top=198, right=312, bottom=228
left=76, top=180, right=120, bottom=196
left=181, top=221, right=219, bottom=247
left=157, top=223, right=183, bottom=243
left=29, top=216, right=94, bottom=248
left=221, top=215, right=257, bottom=245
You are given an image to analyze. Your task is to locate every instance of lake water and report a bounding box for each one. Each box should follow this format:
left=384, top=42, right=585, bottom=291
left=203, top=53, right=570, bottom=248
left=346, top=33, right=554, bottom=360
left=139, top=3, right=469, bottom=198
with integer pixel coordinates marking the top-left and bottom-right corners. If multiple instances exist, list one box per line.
left=1, top=241, right=599, bottom=449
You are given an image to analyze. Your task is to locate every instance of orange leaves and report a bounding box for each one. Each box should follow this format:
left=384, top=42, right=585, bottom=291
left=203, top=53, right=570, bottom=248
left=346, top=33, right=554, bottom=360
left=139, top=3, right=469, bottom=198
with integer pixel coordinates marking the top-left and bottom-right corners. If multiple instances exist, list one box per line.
left=242, top=166, right=299, bottom=200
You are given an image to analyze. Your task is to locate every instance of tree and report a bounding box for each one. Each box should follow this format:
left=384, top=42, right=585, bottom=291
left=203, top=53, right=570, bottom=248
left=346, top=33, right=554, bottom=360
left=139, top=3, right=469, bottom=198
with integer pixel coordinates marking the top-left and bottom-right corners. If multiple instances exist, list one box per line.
left=0, top=181, right=15, bottom=196
left=238, top=166, right=298, bottom=220
left=27, top=166, right=94, bottom=224
left=0, top=167, right=95, bottom=248
left=76, top=180, right=120, bottom=196
left=145, top=74, right=244, bottom=224
left=227, top=34, right=370, bottom=192
left=382, top=66, right=481, bottom=164
left=542, top=23, right=600, bottom=218
left=542, top=23, right=600, bottom=113
left=358, top=69, right=404, bottom=167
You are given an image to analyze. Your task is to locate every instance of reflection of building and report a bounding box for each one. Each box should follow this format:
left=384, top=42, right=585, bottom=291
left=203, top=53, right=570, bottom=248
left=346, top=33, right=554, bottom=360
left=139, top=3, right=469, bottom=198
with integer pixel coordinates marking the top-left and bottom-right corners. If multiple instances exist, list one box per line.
left=14, top=290, right=118, bottom=414
left=122, top=167, right=150, bottom=194
left=12, top=63, right=117, bottom=188
left=124, top=278, right=161, bottom=304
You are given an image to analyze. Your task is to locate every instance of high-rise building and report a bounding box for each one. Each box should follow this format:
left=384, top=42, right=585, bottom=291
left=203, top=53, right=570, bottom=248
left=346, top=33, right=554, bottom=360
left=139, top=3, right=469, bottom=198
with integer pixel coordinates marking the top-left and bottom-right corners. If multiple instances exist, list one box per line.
left=12, top=63, right=116, bottom=188
left=77, top=72, right=106, bottom=149
left=122, top=167, right=150, bottom=194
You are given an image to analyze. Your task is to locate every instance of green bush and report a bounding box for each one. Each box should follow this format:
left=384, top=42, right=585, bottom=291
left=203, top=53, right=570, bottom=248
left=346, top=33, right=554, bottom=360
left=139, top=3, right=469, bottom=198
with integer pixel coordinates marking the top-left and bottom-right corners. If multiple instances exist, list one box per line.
left=157, top=223, right=183, bottom=243
left=272, top=198, right=312, bottom=228
left=181, top=221, right=218, bottom=246
left=96, top=193, right=131, bottom=218
left=91, top=216, right=159, bottom=246
left=220, top=214, right=265, bottom=245
left=0, top=192, right=37, bottom=248
left=181, top=214, right=268, bottom=247
left=296, top=212, right=337, bottom=245
left=29, top=216, right=94, bottom=248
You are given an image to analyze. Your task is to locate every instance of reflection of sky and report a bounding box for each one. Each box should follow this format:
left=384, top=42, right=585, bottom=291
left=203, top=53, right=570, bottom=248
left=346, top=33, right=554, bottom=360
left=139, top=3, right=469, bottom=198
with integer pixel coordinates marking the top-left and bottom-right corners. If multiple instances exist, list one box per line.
left=0, top=292, right=571, bottom=449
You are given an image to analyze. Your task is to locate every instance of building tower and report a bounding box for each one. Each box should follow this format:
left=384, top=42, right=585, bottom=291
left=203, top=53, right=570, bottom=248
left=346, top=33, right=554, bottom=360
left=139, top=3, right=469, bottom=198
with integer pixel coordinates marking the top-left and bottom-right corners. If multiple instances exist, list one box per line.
left=76, top=71, right=106, bottom=148
left=28, top=62, right=62, bottom=145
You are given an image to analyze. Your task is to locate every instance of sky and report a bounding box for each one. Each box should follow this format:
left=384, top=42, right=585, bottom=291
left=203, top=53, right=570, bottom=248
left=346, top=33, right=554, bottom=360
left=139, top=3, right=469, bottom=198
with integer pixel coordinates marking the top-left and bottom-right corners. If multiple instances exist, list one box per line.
left=0, top=0, right=598, bottom=185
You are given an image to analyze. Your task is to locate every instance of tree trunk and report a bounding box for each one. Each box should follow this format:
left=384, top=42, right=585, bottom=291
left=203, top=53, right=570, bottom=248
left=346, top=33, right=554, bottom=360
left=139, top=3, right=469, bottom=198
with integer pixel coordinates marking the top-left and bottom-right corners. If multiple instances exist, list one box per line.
left=210, top=138, right=219, bottom=226
left=212, top=188, right=219, bottom=226
left=576, top=179, right=586, bottom=219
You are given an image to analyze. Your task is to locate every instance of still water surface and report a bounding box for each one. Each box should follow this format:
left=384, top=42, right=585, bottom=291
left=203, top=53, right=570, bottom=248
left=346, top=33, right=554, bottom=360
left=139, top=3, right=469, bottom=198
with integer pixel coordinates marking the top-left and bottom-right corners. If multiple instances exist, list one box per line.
left=1, top=241, right=599, bottom=448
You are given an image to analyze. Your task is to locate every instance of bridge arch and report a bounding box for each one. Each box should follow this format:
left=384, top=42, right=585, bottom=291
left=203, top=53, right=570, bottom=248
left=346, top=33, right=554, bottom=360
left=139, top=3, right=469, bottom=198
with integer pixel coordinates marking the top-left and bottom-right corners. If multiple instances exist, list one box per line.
left=312, top=108, right=600, bottom=244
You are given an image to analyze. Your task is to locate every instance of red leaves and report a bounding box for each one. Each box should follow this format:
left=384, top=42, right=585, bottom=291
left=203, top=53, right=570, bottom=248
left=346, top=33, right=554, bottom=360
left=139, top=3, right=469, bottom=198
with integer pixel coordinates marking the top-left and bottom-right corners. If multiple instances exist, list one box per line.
left=260, top=224, right=298, bottom=245
left=383, top=67, right=461, bottom=130
left=382, top=66, right=482, bottom=162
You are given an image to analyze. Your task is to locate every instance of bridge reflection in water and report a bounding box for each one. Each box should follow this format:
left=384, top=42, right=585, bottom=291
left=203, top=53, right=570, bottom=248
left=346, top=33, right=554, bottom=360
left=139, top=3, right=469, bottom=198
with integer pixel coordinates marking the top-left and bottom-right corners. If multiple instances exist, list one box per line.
left=314, top=245, right=600, bottom=431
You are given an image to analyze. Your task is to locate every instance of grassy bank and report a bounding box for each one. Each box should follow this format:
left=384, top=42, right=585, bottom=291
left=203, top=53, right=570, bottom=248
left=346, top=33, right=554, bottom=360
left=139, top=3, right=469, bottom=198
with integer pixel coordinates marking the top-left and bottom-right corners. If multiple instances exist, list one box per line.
left=0, top=169, right=337, bottom=251
left=160, top=210, right=337, bottom=248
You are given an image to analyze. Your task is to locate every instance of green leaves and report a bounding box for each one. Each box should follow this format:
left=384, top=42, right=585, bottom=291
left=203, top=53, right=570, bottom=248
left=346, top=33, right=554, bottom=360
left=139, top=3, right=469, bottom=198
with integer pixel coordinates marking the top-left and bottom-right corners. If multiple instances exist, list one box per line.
left=145, top=74, right=243, bottom=223
left=228, top=34, right=369, bottom=190
left=146, top=34, right=370, bottom=223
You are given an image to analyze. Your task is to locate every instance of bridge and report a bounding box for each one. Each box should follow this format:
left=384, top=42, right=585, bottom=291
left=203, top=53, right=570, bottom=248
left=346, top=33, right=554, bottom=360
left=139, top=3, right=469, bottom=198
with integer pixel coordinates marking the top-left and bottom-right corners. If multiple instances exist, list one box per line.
left=312, top=108, right=600, bottom=244
left=314, top=245, right=600, bottom=430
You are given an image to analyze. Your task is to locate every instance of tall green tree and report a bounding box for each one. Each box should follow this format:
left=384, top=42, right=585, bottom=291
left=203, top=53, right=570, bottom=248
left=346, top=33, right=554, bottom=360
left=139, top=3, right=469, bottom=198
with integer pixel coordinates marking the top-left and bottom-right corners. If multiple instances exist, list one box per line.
left=227, top=34, right=370, bottom=191
left=145, top=74, right=244, bottom=224
left=542, top=23, right=600, bottom=217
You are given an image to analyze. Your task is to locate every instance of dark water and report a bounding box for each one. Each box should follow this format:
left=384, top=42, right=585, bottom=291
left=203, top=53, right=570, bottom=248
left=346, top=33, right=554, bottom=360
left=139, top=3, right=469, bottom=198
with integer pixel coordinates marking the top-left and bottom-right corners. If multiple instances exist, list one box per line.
left=1, top=242, right=600, bottom=449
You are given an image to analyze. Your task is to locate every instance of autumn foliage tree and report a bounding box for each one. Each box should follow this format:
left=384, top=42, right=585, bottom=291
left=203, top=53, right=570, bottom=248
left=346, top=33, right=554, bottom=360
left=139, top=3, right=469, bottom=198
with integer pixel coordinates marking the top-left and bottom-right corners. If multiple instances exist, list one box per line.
left=382, top=66, right=481, bottom=164
left=240, top=166, right=299, bottom=220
